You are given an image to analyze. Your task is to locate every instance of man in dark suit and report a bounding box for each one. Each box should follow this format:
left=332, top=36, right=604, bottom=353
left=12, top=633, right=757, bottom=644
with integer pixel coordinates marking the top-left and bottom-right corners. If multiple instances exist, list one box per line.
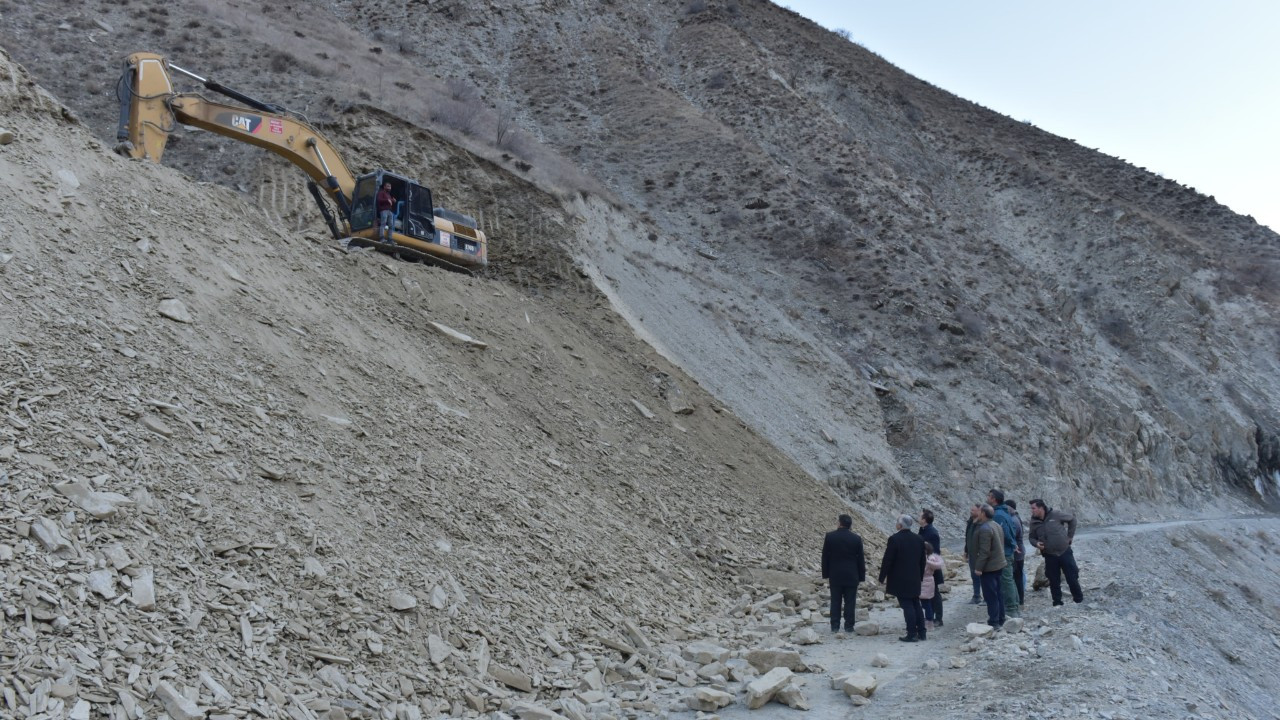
left=821, top=514, right=866, bottom=635
left=879, top=514, right=927, bottom=642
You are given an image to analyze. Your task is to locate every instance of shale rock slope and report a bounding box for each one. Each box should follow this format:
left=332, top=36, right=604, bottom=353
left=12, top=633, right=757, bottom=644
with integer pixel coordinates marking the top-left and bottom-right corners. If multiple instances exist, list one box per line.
left=2, top=1, right=1280, bottom=718
left=3, top=0, right=1276, bottom=522
left=329, top=0, right=1280, bottom=519
left=0, top=47, right=865, bottom=719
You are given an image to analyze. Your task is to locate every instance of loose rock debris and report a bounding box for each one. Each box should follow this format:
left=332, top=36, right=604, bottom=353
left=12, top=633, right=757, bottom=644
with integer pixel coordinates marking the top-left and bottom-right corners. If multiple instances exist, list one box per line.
left=0, top=45, right=860, bottom=720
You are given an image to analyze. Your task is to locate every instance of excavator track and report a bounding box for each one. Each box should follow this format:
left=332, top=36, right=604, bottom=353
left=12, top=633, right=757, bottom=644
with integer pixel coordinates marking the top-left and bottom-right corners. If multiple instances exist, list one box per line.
left=341, top=237, right=477, bottom=276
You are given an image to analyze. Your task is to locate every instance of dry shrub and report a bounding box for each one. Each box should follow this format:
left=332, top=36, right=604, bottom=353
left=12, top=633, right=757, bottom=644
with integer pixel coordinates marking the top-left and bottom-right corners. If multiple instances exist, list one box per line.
left=500, top=129, right=531, bottom=158
left=266, top=50, right=322, bottom=78
left=1219, top=258, right=1280, bottom=302
left=496, top=108, right=518, bottom=149
left=446, top=77, right=479, bottom=103
left=1099, top=309, right=1137, bottom=350
left=269, top=51, right=293, bottom=74
left=955, top=307, right=987, bottom=337
left=430, top=97, right=481, bottom=136
left=706, top=70, right=730, bottom=90
left=1036, top=349, right=1072, bottom=374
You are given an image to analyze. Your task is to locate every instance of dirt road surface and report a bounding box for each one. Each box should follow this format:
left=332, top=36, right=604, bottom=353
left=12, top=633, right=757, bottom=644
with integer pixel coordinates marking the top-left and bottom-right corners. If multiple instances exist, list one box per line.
left=705, top=515, right=1280, bottom=720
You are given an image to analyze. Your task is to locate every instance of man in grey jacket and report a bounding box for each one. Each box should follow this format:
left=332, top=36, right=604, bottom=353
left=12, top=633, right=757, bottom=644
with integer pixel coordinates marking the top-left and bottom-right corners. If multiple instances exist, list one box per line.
left=1028, top=499, right=1084, bottom=605
left=972, top=504, right=1007, bottom=627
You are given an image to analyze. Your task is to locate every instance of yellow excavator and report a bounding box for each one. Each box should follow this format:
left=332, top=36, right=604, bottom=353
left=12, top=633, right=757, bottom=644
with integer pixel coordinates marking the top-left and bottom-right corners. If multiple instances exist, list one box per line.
left=114, top=52, right=487, bottom=272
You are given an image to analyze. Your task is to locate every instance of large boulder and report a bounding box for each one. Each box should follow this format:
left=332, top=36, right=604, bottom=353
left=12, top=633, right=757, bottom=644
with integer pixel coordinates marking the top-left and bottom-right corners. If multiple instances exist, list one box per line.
left=835, top=670, right=878, bottom=698
left=131, top=568, right=156, bottom=611
left=684, top=687, right=734, bottom=711
left=154, top=682, right=203, bottom=720
left=791, top=626, right=821, bottom=645
left=746, top=667, right=793, bottom=709
left=966, top=622, right=995, bottom=638
left=775, top=683, right=810, bottom=710
left=157, top=298, right=193, bottom=324
left=55, top=481, right=133, bottom=520
left=746, top=648, right=805, bottom=673
left=490, top=664, right=534, bottom=693
left=510, top=701, right=566, bottom=720
left=695, top=660, right=727, bottom=680
left=853, top=621, right=880, bottom=636
left=683, top=640, right=731, bottom=665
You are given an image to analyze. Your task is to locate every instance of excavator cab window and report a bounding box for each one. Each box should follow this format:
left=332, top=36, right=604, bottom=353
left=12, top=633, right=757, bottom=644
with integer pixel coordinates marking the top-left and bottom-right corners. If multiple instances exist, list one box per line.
left=349, top=174, right=378, bottom=231
left=402, top=182, right=436, bottom=241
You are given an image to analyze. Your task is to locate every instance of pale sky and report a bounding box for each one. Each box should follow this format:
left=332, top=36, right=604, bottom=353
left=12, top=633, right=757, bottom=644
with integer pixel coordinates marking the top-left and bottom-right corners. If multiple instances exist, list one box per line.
left=782, top=1, right=1279, bottom=232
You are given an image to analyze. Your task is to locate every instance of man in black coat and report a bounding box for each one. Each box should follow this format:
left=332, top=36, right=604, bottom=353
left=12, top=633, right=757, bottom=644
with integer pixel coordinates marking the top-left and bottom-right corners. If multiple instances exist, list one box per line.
left=821, top=514, right=866, bottom=635
left=879, top=514, right=927, bottom=642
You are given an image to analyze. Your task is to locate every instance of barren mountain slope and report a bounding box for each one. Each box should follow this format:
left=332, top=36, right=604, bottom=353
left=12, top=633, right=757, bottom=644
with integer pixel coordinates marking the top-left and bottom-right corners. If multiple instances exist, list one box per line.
left=4, top=0, right=1279, bottom=523
left=322, top=0, right=1280, bottom=519
left=4, top=3, right=1280, bottom=719
left=5, top=0, right=1275, bottom=524
left=0, top=47, right=868, bottom=718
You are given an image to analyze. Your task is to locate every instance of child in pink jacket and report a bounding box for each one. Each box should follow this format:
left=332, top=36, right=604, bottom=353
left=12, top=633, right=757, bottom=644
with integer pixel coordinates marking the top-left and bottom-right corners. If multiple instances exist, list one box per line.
left=921, top=543, right=945, bottom=630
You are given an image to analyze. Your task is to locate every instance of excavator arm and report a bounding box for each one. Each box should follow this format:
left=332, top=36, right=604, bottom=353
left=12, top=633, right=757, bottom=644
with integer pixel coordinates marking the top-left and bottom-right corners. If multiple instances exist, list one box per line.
left=116, top=52, right=354, bottom=216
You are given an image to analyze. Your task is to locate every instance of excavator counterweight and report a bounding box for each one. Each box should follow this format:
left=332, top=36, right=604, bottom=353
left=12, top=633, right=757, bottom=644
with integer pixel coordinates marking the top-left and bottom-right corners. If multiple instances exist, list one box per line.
left=115, top=52, right=487, bottom=272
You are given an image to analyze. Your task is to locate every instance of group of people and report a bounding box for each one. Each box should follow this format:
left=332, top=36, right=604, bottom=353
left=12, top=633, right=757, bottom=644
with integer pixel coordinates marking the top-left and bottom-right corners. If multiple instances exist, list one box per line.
left=820, top=493, right=1084, bottom=643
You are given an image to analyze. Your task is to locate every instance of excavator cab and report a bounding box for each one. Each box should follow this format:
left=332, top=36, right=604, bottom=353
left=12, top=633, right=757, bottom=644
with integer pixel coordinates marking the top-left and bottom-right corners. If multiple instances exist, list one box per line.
left=348, top=170, right=487, bottom=269
left=349, top=171, right=435, bottom=243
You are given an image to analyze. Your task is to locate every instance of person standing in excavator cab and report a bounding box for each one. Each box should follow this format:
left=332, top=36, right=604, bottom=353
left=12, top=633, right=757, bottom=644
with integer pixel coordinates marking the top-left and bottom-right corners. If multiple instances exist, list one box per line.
left=376, top=182, right=396, bottom=243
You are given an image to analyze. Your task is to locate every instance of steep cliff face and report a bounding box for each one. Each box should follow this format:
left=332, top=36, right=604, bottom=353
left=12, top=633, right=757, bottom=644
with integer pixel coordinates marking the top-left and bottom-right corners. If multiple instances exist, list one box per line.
left=5, top=0, right=1276, bottom=520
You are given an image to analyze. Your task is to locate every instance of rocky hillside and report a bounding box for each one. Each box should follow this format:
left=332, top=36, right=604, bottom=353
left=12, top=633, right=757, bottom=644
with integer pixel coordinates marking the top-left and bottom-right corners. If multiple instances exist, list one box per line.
left=4, top=1, right=1280, bottom=719
left=0, top=46, right=871, bottom=719
left=3, top=0, right=1275, bottom=526
left=348, top=0, right=1279, bottom=520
